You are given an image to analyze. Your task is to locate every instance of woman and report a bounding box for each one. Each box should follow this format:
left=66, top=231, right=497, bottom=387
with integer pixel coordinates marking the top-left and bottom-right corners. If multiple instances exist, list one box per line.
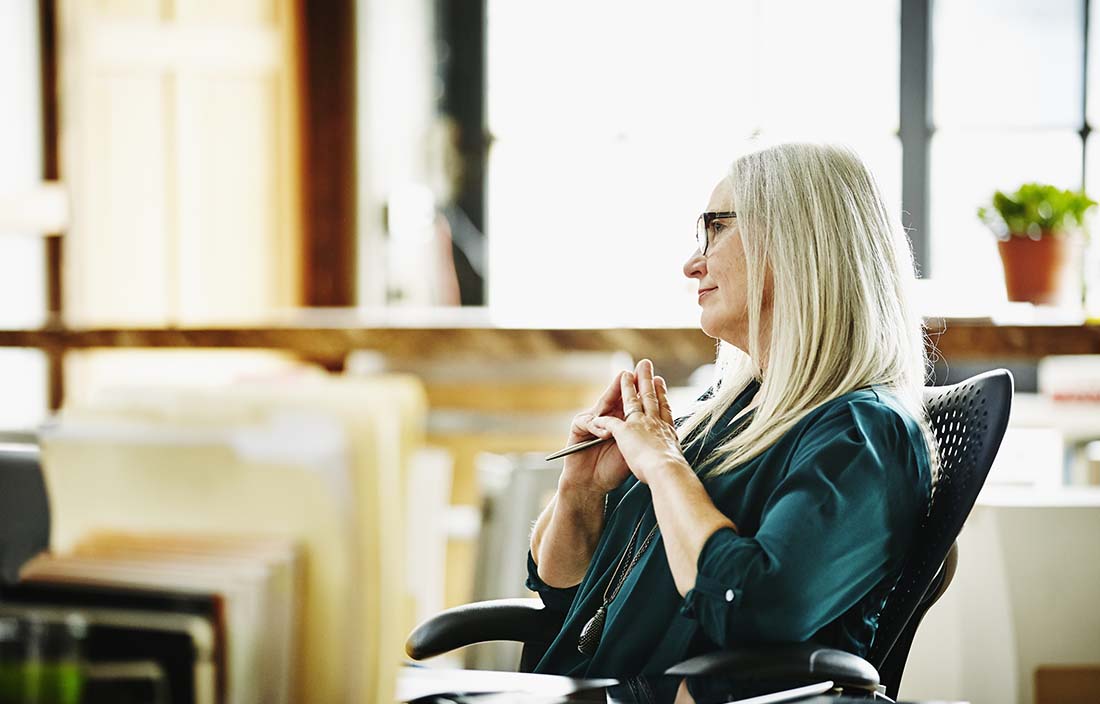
left=527, top=142, right=936, bottom=677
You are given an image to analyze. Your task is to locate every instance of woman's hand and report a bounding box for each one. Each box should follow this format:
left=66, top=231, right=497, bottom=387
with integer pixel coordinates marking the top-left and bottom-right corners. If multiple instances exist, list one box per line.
left=591, top=359, right=736, bottom=596
left=588, top=359, right=690, bottom=484
left=557, top=370, right=634, bottom=497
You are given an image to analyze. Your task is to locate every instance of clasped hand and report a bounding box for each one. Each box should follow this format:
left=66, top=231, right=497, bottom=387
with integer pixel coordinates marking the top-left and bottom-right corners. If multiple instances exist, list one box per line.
left=565, top=359, right=689, bottom=490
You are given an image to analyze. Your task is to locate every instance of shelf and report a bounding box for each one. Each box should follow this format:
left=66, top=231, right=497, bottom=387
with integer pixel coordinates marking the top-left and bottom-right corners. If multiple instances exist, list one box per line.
left=0, top=325, right=715, bottom=370
left=0, top=319, right=1098, bottom=368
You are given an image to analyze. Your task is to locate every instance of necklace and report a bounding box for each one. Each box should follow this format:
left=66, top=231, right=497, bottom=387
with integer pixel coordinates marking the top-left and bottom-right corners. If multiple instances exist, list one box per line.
left=576, top=516, right=659, bottom=656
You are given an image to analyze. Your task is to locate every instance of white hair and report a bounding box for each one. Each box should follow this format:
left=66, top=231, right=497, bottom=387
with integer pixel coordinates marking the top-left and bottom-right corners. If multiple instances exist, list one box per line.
left=678, top=142, right=937, bottom=477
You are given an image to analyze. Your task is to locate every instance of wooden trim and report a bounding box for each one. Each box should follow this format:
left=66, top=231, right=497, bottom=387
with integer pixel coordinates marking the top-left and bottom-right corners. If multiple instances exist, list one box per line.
left=0, top=327, right=713, bottom=377
left=38, top=0, right=63, bottom=410
left=38, top=0, right=58, bottom=186
left=0, top=322, right=1092, bottom=374
left=45, top=347, right=63, bottom=411
left=298, top=0, right=357, bottom=306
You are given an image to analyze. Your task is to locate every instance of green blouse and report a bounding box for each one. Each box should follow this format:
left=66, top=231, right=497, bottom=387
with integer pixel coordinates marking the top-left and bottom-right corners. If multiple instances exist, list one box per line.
left=526, top=380, right=932, bottom=678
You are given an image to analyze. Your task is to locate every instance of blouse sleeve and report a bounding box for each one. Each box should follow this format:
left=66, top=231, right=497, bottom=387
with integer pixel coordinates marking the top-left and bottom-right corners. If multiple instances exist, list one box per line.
left=526, top=551, right=580, bottom=613
left=679, top=398, right=926, bottom=646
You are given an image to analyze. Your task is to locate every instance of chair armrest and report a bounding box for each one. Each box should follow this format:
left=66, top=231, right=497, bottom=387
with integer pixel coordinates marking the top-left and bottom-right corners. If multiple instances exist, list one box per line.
left=405, top=598, right=566, bottom=661
left=666, top=642, right=879, bottom=692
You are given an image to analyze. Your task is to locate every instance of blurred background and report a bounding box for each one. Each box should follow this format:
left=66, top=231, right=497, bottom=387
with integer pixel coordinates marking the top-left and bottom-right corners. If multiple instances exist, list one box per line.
left=0, top=1, right=1099, bottom=703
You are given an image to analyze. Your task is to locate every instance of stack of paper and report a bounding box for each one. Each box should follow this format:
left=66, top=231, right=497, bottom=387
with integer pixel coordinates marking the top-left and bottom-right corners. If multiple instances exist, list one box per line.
left=38, top=374, right=428, bottom=704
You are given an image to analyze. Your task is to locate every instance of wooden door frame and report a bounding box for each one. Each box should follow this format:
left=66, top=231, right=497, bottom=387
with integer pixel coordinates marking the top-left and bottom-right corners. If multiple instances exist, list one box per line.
left=298, top=0, right=357, bottom=307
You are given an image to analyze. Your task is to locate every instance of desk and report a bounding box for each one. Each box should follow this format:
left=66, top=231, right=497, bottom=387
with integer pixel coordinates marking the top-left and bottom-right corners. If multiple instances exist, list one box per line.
left=397, top=667, right=967, bottom=703
left=903, top=498, right=1100, bottom=704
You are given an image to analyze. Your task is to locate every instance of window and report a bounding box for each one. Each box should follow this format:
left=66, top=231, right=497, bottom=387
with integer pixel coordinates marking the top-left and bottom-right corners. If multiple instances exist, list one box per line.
left=0, top=0, right=47, bottom=329
left=485, top=0, right=900, bottom=324
left=0, top=0, right=48, bottom=430
left=929, top=0, right=1087, bottom=310
left=473, top=0, right=1100, bottom=320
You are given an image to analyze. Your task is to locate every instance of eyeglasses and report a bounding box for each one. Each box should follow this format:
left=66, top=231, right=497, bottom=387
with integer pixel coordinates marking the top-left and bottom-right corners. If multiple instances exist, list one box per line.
left=695, top=211, right=737, bottom=255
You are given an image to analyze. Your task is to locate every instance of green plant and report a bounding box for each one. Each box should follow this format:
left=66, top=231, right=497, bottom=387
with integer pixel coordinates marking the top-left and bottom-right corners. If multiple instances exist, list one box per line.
left=978, top=182, right=1097, bottom=239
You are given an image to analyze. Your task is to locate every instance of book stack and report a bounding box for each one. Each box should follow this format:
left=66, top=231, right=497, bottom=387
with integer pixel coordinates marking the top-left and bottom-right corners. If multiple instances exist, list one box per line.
left=3, top=530, right=299, bottom=704
left=33, top=373, right=428, bottom=704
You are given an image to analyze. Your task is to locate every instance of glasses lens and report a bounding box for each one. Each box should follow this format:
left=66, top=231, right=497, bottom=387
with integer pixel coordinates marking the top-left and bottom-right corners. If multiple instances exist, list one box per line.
left=696, top=215, right=707, bottom=254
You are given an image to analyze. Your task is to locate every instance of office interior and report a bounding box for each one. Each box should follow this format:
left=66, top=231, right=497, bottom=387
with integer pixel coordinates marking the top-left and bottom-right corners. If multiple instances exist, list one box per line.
left=0, top=0, right=1098, bottom=703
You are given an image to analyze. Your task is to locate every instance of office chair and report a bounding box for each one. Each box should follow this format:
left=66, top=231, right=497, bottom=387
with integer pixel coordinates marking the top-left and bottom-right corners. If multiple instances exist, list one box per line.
left=406, top=370, right=1014, bottom=699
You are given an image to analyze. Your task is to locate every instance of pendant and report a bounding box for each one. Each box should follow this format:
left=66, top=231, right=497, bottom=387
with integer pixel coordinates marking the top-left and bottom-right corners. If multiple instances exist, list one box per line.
left=577, top=604, right=607, bottom=656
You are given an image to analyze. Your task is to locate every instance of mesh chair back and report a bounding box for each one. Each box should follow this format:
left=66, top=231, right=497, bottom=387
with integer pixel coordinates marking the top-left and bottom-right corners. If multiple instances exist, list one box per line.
left=867, top=369, right=1013, bottom=697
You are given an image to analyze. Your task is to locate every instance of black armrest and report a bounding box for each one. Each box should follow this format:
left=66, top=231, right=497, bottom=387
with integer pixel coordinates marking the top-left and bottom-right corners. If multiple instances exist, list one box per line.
left=405, top=598, right=565, bottom=661
left=406, top=600, right=879, bottom=694
left=666, top=642, right=879, bottom=692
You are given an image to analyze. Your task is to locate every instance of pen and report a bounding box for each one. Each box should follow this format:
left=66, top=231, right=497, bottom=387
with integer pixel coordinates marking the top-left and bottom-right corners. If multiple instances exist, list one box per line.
left=544, top=436, right=612, bottom=462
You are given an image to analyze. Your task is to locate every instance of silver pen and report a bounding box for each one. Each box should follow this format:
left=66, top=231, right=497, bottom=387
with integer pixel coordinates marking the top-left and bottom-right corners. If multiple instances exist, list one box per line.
left=544, top=436, right=612, bottom=462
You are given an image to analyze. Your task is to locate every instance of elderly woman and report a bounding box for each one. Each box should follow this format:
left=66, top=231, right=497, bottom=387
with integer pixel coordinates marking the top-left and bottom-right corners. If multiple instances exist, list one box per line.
left=527, top=142, right=936, bottom=677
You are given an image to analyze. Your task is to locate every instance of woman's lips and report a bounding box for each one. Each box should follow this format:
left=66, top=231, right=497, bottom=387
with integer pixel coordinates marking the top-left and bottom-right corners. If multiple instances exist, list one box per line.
left=698, top=287, right=717, bottom=302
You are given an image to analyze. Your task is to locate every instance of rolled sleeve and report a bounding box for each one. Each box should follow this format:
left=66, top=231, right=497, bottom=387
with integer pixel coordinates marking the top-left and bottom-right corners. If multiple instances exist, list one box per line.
left=680, top=527, right=743, bottom=620
left=678, top=399, right=923, bottom=648
left=526, top=551, right=580, bottom=613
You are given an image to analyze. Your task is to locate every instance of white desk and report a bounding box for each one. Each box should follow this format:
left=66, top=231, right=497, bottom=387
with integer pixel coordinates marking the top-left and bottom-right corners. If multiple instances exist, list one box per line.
left=902, top=490, right=1100, bottom=704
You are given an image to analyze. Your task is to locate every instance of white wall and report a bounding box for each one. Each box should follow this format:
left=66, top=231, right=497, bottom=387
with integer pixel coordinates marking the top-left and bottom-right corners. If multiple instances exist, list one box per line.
left=901, top=496, right=1100, bottom=704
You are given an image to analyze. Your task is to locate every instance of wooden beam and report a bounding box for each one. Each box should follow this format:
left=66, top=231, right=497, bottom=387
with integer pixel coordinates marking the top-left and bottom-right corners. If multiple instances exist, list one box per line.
left=298, top=0, right=357, bottom=306
left=0, top=322, right=1093, bottom=375
left=38, top=0, right=63, bottom=410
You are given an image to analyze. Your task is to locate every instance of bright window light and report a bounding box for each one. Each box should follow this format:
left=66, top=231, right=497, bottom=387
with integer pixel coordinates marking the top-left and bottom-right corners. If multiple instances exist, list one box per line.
left=0, top=0, right=46, bottom=328
left=0, top=0, right=47, bottom=429
left=0, top=350, right=47, bottom=430
left=934, top=0, right=1082, bottom=129
left=486, top=0, right=899, bottom=324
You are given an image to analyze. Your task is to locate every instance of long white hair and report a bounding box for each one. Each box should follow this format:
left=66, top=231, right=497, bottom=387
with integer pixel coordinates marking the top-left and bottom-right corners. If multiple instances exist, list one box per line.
left=678, top=142, right=937, bottom=477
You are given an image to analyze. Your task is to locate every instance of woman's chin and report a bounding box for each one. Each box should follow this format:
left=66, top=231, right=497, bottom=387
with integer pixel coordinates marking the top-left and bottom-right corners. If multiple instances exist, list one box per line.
left=698, top=308, right=726, bottom=337
left=698, top=315, right=748, bottom=350
left=698, top=316, right=721, bottom=341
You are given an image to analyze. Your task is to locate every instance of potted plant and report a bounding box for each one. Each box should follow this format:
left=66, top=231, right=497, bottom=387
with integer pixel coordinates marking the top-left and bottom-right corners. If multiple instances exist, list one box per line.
left=978, top=183, right=1097, bottom=305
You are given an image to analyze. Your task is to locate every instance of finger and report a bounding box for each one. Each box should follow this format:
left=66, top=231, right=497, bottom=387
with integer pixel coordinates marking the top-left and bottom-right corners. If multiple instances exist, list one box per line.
left=570, top=411, right=596, bottom=439
left=655, top=376, right=674, bottom=426
left=580, top=411, right=614, bottom=438
left=620, top=371, right=643, bottom=419
left=591, top=415, right=625, bottom=436
left=585, top=416, right=615, bottom=439
left=592, top=371, right=626, bottom=418
left=635, top=359, right=659, bottom=418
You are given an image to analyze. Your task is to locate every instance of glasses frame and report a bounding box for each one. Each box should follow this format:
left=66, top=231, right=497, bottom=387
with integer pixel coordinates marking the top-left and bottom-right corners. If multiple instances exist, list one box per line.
left=695, top=211, right=737, bottom=255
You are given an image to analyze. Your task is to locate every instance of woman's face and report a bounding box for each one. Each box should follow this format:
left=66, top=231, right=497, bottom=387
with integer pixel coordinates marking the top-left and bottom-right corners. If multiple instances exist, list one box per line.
left=682, top=178, right=771, bottom=352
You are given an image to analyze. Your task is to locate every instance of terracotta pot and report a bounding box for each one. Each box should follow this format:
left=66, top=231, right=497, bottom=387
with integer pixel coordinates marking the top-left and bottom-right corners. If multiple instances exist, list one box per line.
left=996, top=232, right=1081, bottom=305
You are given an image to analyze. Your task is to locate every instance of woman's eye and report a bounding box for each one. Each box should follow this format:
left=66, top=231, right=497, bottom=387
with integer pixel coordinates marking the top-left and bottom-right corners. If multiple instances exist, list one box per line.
left=711, top=221, right=727, bottom=234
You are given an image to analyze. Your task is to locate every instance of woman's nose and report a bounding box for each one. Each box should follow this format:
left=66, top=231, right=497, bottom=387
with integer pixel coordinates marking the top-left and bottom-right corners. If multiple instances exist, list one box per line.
left=683, top=249, right=706, bottom=279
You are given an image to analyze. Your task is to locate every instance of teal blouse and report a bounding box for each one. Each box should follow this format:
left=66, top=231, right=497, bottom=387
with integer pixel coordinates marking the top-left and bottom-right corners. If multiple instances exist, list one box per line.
left=526, top=380, right=932, bottom=678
